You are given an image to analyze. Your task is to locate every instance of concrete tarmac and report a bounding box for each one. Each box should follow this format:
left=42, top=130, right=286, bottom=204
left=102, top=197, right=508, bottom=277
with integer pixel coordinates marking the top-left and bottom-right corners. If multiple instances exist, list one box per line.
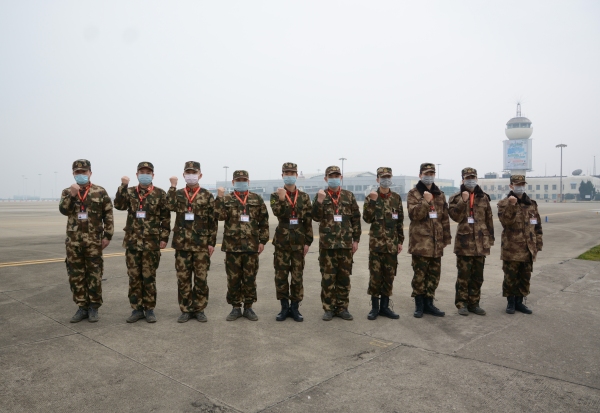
left=1, top=200, right=600, bottom=412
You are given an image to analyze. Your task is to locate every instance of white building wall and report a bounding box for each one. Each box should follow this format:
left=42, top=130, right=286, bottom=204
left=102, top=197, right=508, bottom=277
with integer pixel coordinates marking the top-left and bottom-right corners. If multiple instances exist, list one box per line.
left=479, top=176, right=600, bottom=201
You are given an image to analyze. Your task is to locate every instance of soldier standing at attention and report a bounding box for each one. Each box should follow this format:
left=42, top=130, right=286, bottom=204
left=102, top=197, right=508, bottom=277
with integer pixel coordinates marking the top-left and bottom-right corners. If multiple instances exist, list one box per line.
left=312, top=165, right=361, bottom=321
left=216, top=170, right=269, bottom=321
left=407, top=163, right=451, bottom=318
left=362, top=167, right=404, bottom=320
left=167, top=161, right=217, bottom=323
left=59, top=159, right=114, bottom=323
left=270, top=162, right=313, bottom=322
left=448, top=167, right=494, bottom=316
left=114, top=162, right=171, bottom=324
left=497, top=175, right=542, bottom=315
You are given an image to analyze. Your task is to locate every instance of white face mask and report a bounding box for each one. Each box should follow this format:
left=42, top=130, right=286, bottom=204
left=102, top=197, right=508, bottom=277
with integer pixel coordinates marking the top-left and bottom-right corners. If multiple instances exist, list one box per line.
left=184, top=174, right=199, bottom=185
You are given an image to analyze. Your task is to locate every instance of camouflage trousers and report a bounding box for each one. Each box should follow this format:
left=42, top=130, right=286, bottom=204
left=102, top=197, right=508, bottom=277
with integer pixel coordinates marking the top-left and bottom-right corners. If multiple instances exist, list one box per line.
left=126, top=249, right=161, bottom=311
left=502, top=260, right=533, bottom=297
left=273, top=248, right=305, bottom=302
left=410, top=255, right=441, bottom=298
left=175, top=250, right=210, bottom=313
left=226, top=252, right=259, bottom=308
left=65, top=241, right=103, bottom=309
left=455, top=255, right=485, bottom=309
left=368, top=251, right=398, bottom=297
left=319, top=248, right=353, bottom=312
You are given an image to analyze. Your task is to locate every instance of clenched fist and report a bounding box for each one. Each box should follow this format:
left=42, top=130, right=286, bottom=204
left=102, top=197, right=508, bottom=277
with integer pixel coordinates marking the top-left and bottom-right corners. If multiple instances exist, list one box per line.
left=317, top=189, right=326, bottom=203
left=508, top=195, right=517, bottom=205
left=368, top=191, right=378, bottom=201
left=121, top=176, right=130, bottom=185
left=423, top=191, right=433, bottom=202
left=169, top=176, right=178, bottom=187
left=70, top=183, right=80, bottom=197
left=277, top=187, right=286, bottom=201
left=461, top=191, right=469, bottom=202
left=217, top=187, right=225, bottom=198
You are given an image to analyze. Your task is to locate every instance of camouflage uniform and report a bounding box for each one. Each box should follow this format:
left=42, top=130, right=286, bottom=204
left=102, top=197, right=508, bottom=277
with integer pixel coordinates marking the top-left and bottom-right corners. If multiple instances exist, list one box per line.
left=59, top=159, right=114, bottom=310
left=270, top=163, right=313, bottom=302
left=166, top=161, right=218, bottom=314
left=215, top=170, right=269, bottom=308
left=312, top=166, right=361, bottom=313
left=362, top=167, right=404, bottom=297
left=114, top=162, right=171, bottom=312
left=497, top=175, right=543, bottom=298
left=448, top=167, right=495, bottom=310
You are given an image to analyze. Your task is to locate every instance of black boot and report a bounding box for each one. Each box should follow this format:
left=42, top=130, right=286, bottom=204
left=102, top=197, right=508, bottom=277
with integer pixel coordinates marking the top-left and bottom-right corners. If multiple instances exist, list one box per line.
left=506, top=296, right=516, bottom=314
left=290, top=301, right=303, bottom=322
left=414, top=295, right=424, bottom=318
left=367, top=296, right=379, bottom=320
left=276, top=299, right=289, bottom=321
left=379, top=296, right=400, bottom=319
left=423, top=297, right=445, bottom=317
left=515, top=296, right=532, bottom=314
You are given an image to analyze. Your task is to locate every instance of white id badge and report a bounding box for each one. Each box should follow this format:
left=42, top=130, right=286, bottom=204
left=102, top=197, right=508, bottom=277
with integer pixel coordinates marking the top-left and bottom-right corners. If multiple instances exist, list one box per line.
left=334, top=215, right=343, bottom=222
left=185, top=212, right=195, bottom=221
left=289, top=218, right=299, bottom=225
left=78, top=212, right=88, bottom=220
left=530, top=219, right=538, bottom=225
left=136, top=211, right=146, bottom=219
left=429, top=212, right=438, bottom=219
left=392, top=213, right=398, bottom=220
left=467, top=217, right=475, bottom=224
left=240, top=215, right=250, bottom=222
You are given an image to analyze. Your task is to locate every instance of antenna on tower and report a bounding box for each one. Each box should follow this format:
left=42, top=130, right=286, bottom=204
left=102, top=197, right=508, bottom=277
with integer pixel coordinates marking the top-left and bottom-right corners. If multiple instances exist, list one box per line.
left=516, top=102, right=521, bottom=117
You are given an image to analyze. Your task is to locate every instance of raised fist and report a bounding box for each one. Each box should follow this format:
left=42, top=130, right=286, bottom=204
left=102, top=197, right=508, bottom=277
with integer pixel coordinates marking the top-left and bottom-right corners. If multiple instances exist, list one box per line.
left=368, top=191, right=378, bottom=201
left=317, top=189, right=326, bottom=203
left=121, top=176, right=130, bottom=185
left=70, top=183, right=80, bottom=197
left=217, top=187, right=225, bottom=198
left=423, top=191, right=433, bottom=203
left=508, top=195, right=517, bottom=205
left=169, top=176, right=178, bottom=187
left=277, top=187, right=286, bottom=201
left=461, top=191, right=469, bottom=202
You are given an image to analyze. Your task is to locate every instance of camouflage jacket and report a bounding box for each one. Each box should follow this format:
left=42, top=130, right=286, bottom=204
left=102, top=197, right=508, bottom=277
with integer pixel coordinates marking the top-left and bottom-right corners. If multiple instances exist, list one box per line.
left=448, top=184, right=495, bottom=257
left=59, top=184, right=114, bottom=249
left=270, top=189, right=313, bottom=251
left=166, top=186, right=218, bottom=251
left=362, top=188, right=404, bottom=253
left=407, top=182, right=451, bottom=257
left=214, top=191, right=269, bottom=252
left=312, top=189, right=361, bottom=250
left=497, top=191, right=543, bottom=262
left=114, top=184, right=171, bottom=251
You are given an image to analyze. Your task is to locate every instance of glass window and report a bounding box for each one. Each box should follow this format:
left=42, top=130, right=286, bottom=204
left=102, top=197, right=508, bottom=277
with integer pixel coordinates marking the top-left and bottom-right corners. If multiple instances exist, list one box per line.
left=536, top=185, right=540, bottom=190
left=552, top=185, right=557, bottom=190
left=552, top=194, right=557, bottom=199
left=528, top=185, right=532, bottom=190
left=491, top=185, right=495, bottom=190
left=544, top=194, right=548, bottom=199
left=544, top=185, right=549, bottom=190
left=536, top=194, right=541, bottom=199
left=571, top=183, right=576, bottom=189
left=483, top=185, right=488, bottom=190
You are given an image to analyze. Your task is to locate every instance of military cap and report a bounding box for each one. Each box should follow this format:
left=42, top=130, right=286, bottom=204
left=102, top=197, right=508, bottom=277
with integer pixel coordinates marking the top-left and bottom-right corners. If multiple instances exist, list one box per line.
left=72, top=159, right=91, bottom=171
left=420, top=163, right=436, bottom=173
left=282, top=162, right=297, bottom=172
left=461, top=167, right=477, bottom=178
left=137, top=161, right=154, bottom=172
left=325, top=165, right=341, bottom=176
left=233, top=170, right=249, bottom=180
left=377, top=167, right=393, bottom=177
left=510, top=174, right=527, bottom=184
left=184, top=161, right=200, bottom=172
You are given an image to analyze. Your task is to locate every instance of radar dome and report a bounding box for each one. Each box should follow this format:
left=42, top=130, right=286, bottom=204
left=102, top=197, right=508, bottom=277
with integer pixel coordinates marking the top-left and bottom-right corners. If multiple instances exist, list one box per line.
left=572, top=169, right=582, bottom=176
left=505, top=103, right=533, bottom=140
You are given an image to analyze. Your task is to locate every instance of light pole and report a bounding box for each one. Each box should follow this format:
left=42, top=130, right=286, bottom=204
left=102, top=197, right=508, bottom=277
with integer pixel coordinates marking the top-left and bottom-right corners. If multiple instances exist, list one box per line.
left=556, top=144, right=567, bottom=202
left=223, top=166, right=229, bottom=188
left=339, top=157, right=347, bottom=186
left=436, top=164, right=441, bottom=179
left=54, top=171, right=58, bottom=200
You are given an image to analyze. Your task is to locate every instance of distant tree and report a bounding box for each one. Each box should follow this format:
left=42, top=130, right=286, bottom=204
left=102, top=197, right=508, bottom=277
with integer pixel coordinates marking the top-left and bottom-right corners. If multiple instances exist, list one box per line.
left=578, top=180, right=596, bottom=201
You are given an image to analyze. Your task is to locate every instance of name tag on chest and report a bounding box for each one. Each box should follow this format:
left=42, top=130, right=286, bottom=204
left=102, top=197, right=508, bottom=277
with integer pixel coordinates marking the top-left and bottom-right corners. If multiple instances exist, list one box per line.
left=530, top=219, right=538, bottom=225
left=392, top=213, right=398, bottom=220
left=136, top=211, right=146, bottom=219
left=334, top=215, right=343, bottom=222
left=240, top=215, right=250, bottom=222
left=467, top=217, right=475, bottom=224
left=289, top=218, right=299, bottom=225
left=185, top=212, right=195, bottom=221
left=429, top=212, right=438, bottom=219
left=78, top=212, right=88, bottom=220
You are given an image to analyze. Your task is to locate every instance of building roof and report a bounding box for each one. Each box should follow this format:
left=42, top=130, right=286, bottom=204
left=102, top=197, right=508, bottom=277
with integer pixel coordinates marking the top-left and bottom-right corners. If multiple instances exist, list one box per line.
left=506, top=116, right=532, bottom=125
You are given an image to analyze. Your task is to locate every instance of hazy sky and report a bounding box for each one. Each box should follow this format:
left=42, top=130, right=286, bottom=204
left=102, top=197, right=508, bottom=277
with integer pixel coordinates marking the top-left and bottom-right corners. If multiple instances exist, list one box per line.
left=1, top=1, right=599, bottom=199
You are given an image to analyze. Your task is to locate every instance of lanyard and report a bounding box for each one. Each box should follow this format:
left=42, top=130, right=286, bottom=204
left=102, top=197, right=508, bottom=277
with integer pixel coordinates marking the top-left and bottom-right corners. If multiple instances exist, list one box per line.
left=78, top=185, right=91, bottom=212
left=136, top=185, right=154, bottom=210
left=185, top=186, right=201, bottom=212
left=328, top=189, right=341, bottom=214
left=429, top=194, right=435, bottom=211
left=285, top=190, right=298, bottom=216
left=234, top=191, right=249, bottom=214
left=469, top=192, right=475, bottom=216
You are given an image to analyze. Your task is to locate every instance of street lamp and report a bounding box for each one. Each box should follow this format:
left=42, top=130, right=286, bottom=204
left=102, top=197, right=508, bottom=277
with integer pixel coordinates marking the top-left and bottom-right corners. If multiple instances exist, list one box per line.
left=556, top=144, right=567, bottom=202
left=223, top=166, right=229, bottom=188
left=339, top=157, right=347, bottom=186
left=436, top=164, right=441, bottom=179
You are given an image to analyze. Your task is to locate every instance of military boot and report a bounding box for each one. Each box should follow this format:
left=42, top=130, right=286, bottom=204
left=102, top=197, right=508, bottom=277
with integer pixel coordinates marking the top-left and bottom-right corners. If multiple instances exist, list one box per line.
left=423, top=297, right=445, bottom=317
left=276, top=299, right=289, bottom=321
left=243, top=307, right=258, bottom=321
left=367, top=296, right=379, bottom=320
left=458, top=307, right=469, bottom=316
left=322, top=310, right=334, bottom=321
left=88, top=307, right=99, bottom=323
left=290, top=301, right=303, bottom=322
left=515, top=297, right=532, bottom=314
left=226, top=307, right=242, bottom=321
left=337, top=308, right=353, bottom=320
left=177, top=312, right=191, bottom=323
left=468, top=306, right=486, bottom=316
left=379, top=296, right=400, bottom=319
left=70, top=307, right=88, bottom=323
left=413, top=295, right=424, bottom=318
left=145, top=309, right=157, bottom=323
left=126, top=310, right=145, bottom=323
left=506, top=296, right=516, bottom=314
left=195, top=311, right=207, bottom=322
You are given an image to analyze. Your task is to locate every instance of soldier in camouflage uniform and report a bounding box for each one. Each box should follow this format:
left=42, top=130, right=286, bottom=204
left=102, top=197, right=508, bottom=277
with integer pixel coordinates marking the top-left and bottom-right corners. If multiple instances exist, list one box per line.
left=270, top=162, right=313, bottom=322
left=215, top=170, right=269, bottom=321
left=497, top=175, right=543, bottom=315
left=312, top=165, right=361, bottom=321
left=362, top=167, right=404, bottom=320
left=408, top=163, right=451, bottom=318
left=448, top=167, right=494, bottom=316
left=59, top=159, right=114, bottom=323
left=166, top=161, right=218, bottom=323
left=114, top=161, right=171, bottom=324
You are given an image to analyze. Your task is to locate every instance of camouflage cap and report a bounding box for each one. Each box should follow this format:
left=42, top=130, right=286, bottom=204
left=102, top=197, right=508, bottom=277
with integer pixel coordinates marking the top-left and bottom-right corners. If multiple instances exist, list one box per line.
left=282, top=162, right=297, bottom=172
left=72, top=159, right=91, bottom=171
left=137, top=161, right=154, bottom=172
left=233, top=170, right=249, bottom=180
left=377, top=167, right=393, bottom=177
left=420, top=163, right=436, bottom=173
left=461, top=167, right=477, bottom=178
left=510, top=174, right=527, bottom=184
left=184, top=161, right=200, bottom=172
left=325, top=165, right=341, bottom=176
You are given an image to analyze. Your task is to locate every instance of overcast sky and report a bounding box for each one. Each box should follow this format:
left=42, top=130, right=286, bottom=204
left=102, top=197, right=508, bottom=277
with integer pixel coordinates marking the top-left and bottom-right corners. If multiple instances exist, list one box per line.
left=1, top=1, right=599, bottom=199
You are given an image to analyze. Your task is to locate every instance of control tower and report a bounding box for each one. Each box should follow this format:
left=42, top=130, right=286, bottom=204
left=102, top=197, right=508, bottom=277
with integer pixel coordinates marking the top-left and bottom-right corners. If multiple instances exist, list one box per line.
left=503, top=103, right=533, bottom=176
